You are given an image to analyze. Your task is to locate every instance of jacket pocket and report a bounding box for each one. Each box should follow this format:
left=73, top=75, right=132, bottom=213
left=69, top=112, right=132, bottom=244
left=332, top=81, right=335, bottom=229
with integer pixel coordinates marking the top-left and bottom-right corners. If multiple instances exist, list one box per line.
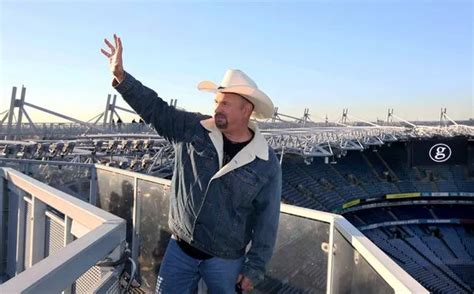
left=233, top=166, right=259, bottom=187
left=225, top=167, right=260, bottom=207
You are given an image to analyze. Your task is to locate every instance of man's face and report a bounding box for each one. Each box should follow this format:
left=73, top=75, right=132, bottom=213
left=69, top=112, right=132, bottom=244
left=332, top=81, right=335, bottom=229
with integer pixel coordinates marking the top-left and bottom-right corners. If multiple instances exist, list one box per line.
left=214, top=92, right=252, bottom=131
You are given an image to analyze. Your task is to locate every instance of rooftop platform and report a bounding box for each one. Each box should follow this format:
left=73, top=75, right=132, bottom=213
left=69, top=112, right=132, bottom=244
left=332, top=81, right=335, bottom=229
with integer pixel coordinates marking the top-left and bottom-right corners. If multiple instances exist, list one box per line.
left=0, top=160, right=427, bottom=293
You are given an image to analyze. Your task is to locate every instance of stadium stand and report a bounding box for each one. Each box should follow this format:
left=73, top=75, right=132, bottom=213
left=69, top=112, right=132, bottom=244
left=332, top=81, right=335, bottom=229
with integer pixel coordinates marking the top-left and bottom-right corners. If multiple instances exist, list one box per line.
left=282, top=142, right=474, bottom=211
left=364, top=225, right=473, bottom=293
left=281, top=139, right=474, bottom=293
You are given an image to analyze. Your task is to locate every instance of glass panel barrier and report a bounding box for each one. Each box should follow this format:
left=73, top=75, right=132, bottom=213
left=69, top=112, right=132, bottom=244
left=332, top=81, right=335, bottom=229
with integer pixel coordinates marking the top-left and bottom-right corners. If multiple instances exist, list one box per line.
left=133, top=177, right=331, bottom=293
left=0, top=160, right=91, bottom=202
left=27, top=164, right=91, bottom=202
left=137, top=179, right=171, bottom=292
left=96, top=169, right=134, bottom=245
left=0, top=160, right=25, bottom=170
left=331, top=228, right=393, bottom=294
left=255, top=213, right=330, bottom=293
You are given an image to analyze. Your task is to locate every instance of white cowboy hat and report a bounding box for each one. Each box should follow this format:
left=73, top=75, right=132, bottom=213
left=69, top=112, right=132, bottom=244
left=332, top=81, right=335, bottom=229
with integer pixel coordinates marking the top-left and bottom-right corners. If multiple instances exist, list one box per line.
left=197, top=69, right=274, bottom=119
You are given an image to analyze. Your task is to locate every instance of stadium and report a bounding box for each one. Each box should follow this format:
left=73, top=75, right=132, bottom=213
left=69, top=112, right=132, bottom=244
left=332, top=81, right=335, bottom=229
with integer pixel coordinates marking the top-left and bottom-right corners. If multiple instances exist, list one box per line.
left=0, top=87, right=472, bottom=293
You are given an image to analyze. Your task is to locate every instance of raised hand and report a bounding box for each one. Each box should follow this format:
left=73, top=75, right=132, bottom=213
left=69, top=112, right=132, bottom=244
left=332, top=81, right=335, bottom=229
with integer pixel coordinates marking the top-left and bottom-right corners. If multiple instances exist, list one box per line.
left=101, top=34, right=125, bottom=83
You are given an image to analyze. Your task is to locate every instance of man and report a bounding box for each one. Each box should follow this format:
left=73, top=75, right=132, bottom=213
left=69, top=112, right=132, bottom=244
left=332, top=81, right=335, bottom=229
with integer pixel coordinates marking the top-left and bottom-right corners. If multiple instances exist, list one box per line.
left=101, top=34, right=281, bottom=293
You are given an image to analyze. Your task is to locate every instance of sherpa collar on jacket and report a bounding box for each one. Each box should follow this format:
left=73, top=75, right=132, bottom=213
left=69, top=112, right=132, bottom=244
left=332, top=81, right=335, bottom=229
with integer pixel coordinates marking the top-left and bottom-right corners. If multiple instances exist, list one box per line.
left=200, top=117, right=269, bottom=180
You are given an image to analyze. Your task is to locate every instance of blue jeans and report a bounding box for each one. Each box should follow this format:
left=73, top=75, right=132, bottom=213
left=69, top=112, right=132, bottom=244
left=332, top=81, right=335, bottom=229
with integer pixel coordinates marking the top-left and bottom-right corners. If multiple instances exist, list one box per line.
left=155, top=238, right=245, bottom=294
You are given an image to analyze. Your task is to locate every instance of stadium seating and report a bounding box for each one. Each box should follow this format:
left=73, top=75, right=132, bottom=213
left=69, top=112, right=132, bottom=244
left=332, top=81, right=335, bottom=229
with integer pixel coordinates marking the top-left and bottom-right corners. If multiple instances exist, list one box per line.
left=364, top=225, right=473, bottom=293
left=390, top=206, right=433, bottom=220
left=281, top=142, right=473, bottom=212
left=280, top=140, right=474, bottom=293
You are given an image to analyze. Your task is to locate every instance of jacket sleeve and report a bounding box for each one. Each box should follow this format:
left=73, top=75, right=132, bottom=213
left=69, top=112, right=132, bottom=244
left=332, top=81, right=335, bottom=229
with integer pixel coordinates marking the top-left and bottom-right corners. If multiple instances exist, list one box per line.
left=113, top=71, right=206, bottom=143
left=241, top=162, right=282, bottom=286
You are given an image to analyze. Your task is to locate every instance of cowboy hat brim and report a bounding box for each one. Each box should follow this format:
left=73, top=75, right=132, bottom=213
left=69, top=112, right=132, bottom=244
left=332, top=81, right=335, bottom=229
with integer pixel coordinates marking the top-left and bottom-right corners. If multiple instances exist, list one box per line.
left=197, top=80, right=274, bottom=119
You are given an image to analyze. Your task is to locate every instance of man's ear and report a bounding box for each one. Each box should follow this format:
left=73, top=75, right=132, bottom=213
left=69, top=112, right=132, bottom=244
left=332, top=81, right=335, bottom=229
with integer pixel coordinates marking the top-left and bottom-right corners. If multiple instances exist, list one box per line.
left=245, top=101, right=254, bottom=117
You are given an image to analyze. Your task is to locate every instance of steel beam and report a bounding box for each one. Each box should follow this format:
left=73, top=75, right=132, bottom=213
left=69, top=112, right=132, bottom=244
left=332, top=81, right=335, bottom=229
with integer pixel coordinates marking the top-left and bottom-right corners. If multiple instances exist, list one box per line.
left=5, top=87, right=17, bottom=140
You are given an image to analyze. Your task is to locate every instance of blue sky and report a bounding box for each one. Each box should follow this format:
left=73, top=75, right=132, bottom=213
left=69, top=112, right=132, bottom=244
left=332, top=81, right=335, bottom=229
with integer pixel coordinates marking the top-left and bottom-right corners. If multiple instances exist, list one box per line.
left=1, top=0, right=472, bottom=123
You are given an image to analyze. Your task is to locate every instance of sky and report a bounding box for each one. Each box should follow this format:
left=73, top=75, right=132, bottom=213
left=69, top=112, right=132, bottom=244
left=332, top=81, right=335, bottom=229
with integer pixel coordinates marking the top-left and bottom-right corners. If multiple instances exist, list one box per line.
left=1, top=0, right=472, bottom=123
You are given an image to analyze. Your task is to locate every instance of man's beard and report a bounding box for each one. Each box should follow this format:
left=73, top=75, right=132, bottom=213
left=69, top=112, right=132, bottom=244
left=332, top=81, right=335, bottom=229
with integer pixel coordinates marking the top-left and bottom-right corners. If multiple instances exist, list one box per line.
left=214, top=113, right=228, bottom=129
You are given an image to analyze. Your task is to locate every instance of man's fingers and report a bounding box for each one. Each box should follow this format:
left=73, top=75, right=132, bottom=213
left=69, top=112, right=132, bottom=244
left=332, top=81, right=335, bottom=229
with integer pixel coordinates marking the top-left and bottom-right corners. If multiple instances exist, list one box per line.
left=104, top=38, right=115, bottom=53
left=241, top=277, right=254, bottom=291
left=100, top=48, right=111, bottom=58
left=113, top=34, right=119, bottom=48
left=113, top=34, right=123, bottom=53
left=117, top=36, right=123, bottom=52
left=236, top=275, right=253, bottom=291
left=236, top=274, right=243, bottom=283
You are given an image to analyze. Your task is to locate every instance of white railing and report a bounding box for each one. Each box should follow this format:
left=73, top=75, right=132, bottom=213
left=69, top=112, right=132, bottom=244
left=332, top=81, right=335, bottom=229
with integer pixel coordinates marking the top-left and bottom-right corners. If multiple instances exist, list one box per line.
left=280, top=205, right=428, bottom=293
left=0, top=168, right=126, bottom=293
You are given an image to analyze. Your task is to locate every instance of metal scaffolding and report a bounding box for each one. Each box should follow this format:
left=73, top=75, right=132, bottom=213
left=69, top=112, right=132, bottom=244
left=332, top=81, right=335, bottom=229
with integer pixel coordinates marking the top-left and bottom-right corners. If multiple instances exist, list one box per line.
left=1, top=85, right=472, bottom=173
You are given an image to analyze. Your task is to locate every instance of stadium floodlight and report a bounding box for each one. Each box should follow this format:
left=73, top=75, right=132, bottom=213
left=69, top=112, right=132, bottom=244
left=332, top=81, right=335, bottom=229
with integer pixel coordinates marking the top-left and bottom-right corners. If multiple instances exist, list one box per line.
left=62, top=141, right=75, bottom=155
left=107, top=140, right=120, bottom=153
left=18, top=144, right=35, bottom=159
left=1, top=144, right=21, bottom=158
left=93, top=140, right=104, bottom=154
left=144, top=139, right=155, bottom=150
left=119, top=161, right=129, bottom=169
left=49, top=142, right=65, bottom=157
left=121, top=140, right=133, bottom=153
left=133, top=140, right=144, bottom=151
left=34, top=143, right=50, bottom=158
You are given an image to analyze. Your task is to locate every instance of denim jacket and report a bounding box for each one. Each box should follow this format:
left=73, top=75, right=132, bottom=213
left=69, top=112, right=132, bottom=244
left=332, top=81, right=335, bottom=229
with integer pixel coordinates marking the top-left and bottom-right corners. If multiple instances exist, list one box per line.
left=114, top=72, right=281, bottom=285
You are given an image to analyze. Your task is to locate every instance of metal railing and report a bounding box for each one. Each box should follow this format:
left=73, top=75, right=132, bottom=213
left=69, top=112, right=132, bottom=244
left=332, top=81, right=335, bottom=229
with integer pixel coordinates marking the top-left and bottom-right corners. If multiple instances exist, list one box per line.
left=279, top=205, right=427, bottom=293
left=0, top=168, right=126, bottom=293
left=0, top=159, right=428, bottom=293
left=0, top=158, right=96, bottom=204
left=93, top=165, right=428, bottom=293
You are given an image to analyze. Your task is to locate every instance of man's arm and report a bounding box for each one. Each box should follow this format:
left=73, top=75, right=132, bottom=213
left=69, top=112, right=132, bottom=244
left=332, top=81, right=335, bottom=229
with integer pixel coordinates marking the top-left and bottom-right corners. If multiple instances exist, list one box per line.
left=101, top=34, right=204, bottom=142
left=240, top=164, right=282, bottom=288
left=114, top=72, right=205, bottom=142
